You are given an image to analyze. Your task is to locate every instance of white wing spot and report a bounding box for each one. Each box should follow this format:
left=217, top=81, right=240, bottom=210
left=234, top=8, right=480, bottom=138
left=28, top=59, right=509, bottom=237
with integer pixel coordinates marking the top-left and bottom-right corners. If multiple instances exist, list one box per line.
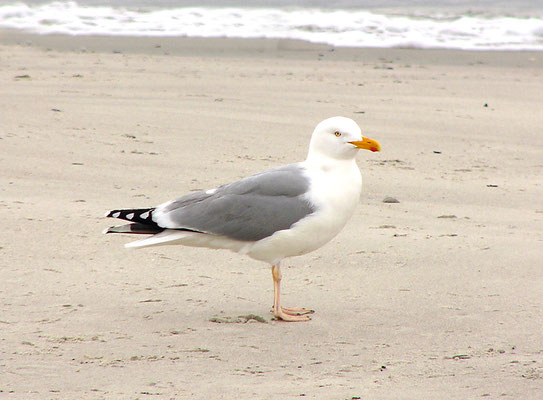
left=126, top=213, right=134, bottom=220
left=206, top=188, right=217, bottom=195
left=112, top=212, right=121, bottom=218
left=140, top=211, right=150, bottom=219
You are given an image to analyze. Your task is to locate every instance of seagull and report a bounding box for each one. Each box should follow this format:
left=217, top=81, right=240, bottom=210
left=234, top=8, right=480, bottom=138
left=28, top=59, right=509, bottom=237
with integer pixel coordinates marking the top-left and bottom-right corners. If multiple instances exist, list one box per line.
left=104, top=116, right=381, bottom=322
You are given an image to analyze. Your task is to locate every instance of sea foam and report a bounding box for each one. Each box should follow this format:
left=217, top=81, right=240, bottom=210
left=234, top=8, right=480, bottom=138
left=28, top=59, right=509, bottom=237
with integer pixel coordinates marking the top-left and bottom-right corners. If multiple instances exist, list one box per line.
left=1, top=1, right=543, bottom=50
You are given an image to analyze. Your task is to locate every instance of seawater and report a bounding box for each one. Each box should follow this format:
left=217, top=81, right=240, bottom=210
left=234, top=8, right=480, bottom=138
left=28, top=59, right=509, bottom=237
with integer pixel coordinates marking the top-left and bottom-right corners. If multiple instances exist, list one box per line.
left=1, top=0, right=543, bottom=50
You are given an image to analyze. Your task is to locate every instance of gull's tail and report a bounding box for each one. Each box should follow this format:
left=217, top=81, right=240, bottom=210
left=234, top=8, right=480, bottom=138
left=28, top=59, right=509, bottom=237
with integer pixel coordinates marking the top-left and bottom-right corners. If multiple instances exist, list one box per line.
left=104, top=207, right=197, bottom=249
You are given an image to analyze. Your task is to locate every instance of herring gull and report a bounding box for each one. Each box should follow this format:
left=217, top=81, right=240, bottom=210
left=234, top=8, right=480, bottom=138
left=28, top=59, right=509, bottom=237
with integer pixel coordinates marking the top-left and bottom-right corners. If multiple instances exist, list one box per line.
left=104, top=116, right=381, bottom=321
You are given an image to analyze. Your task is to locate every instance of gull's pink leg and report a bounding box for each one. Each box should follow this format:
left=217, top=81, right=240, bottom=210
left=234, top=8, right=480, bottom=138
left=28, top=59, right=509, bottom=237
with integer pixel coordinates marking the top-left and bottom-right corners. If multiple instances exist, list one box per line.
left=271, top=263, right=313, bottom=322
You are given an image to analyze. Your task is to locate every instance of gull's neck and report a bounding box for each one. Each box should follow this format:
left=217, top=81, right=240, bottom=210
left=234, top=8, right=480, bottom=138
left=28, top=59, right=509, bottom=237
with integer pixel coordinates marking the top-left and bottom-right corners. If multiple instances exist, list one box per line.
left=305, top=150, right=358, bottom=173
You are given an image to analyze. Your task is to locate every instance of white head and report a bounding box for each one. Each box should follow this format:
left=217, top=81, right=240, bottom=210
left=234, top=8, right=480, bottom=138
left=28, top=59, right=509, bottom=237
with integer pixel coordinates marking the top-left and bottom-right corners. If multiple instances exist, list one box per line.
left=307, top=116, right=381, bottom=161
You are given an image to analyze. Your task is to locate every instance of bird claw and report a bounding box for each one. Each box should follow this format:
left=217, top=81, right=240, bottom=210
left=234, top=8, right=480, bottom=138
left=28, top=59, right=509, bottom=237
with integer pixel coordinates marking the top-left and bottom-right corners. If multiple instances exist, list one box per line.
left=280, top=306, right=315, bottom=316
left=270, top=306, right=314, bottom=322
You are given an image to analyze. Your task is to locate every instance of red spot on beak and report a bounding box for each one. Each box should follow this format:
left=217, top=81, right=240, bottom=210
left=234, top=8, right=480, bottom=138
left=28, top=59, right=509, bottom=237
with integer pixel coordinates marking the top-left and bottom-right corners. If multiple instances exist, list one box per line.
left=370, top=147, right=378, bottom=152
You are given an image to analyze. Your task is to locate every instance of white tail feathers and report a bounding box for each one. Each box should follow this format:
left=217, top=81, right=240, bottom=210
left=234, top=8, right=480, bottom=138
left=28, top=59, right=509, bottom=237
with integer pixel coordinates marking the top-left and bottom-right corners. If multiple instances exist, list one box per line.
left=125, top=230, right=189, bottom=249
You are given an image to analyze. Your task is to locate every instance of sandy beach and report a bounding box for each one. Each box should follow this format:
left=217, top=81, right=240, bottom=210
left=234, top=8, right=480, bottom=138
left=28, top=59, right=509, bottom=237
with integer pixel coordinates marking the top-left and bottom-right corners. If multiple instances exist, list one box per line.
left=1, top=31, right=543, bottom=399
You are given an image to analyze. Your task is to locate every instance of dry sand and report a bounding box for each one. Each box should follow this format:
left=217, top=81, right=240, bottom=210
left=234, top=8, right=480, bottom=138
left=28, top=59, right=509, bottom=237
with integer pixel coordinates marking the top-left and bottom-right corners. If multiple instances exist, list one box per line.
left=1, top=31, right=543, bottom=399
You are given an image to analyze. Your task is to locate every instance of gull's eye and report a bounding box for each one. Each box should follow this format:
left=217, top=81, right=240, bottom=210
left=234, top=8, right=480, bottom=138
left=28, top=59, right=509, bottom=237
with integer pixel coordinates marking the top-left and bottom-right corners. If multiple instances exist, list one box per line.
left=334, top=131, right=341, bottom=137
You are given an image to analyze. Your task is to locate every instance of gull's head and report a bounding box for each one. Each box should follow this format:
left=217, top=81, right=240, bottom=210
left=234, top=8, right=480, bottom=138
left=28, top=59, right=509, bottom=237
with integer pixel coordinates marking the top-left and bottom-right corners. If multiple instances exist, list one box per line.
left=308, top=116, right=381, bottom=161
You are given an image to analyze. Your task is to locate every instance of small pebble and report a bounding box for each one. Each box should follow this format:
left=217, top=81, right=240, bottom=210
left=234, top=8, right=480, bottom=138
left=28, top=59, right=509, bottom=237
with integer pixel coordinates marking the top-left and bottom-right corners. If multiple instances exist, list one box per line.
left=383, top=197, right=400, bottom=203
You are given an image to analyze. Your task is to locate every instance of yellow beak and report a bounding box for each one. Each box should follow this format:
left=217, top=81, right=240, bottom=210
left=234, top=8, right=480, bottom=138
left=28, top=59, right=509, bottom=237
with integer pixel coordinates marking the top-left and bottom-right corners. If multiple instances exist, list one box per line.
left=349, top=137, right=381, bottom=152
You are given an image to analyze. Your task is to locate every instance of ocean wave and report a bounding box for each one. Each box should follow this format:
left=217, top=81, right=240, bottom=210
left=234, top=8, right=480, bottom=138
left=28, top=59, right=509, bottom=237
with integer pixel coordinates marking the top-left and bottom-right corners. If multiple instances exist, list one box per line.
left=1, top=1, right=543, bottom=50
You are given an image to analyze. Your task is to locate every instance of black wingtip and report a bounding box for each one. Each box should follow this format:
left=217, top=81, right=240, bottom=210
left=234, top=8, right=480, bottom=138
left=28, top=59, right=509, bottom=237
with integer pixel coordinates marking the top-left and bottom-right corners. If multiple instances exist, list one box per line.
left=104, top=208, right=161, bottom=231
left=105, top=208, right=154, bottom=222
left=104, top=223, right=163, bottom=235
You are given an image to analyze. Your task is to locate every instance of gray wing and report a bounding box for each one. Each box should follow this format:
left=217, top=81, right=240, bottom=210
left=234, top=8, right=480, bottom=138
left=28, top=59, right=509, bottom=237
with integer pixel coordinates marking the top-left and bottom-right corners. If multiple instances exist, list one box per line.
left=152, top=163, right=316, bottom=241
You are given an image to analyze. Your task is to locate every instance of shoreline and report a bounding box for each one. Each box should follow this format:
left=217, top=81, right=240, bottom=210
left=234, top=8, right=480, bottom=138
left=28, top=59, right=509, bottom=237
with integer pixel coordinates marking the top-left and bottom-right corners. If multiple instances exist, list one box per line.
left=2, top=29, right=543, bottom=68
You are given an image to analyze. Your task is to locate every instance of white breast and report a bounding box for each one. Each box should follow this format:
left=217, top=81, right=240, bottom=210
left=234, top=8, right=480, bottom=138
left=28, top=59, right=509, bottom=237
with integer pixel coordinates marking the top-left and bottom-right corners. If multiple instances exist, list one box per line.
left=245, top=159, right=362, bottom=264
